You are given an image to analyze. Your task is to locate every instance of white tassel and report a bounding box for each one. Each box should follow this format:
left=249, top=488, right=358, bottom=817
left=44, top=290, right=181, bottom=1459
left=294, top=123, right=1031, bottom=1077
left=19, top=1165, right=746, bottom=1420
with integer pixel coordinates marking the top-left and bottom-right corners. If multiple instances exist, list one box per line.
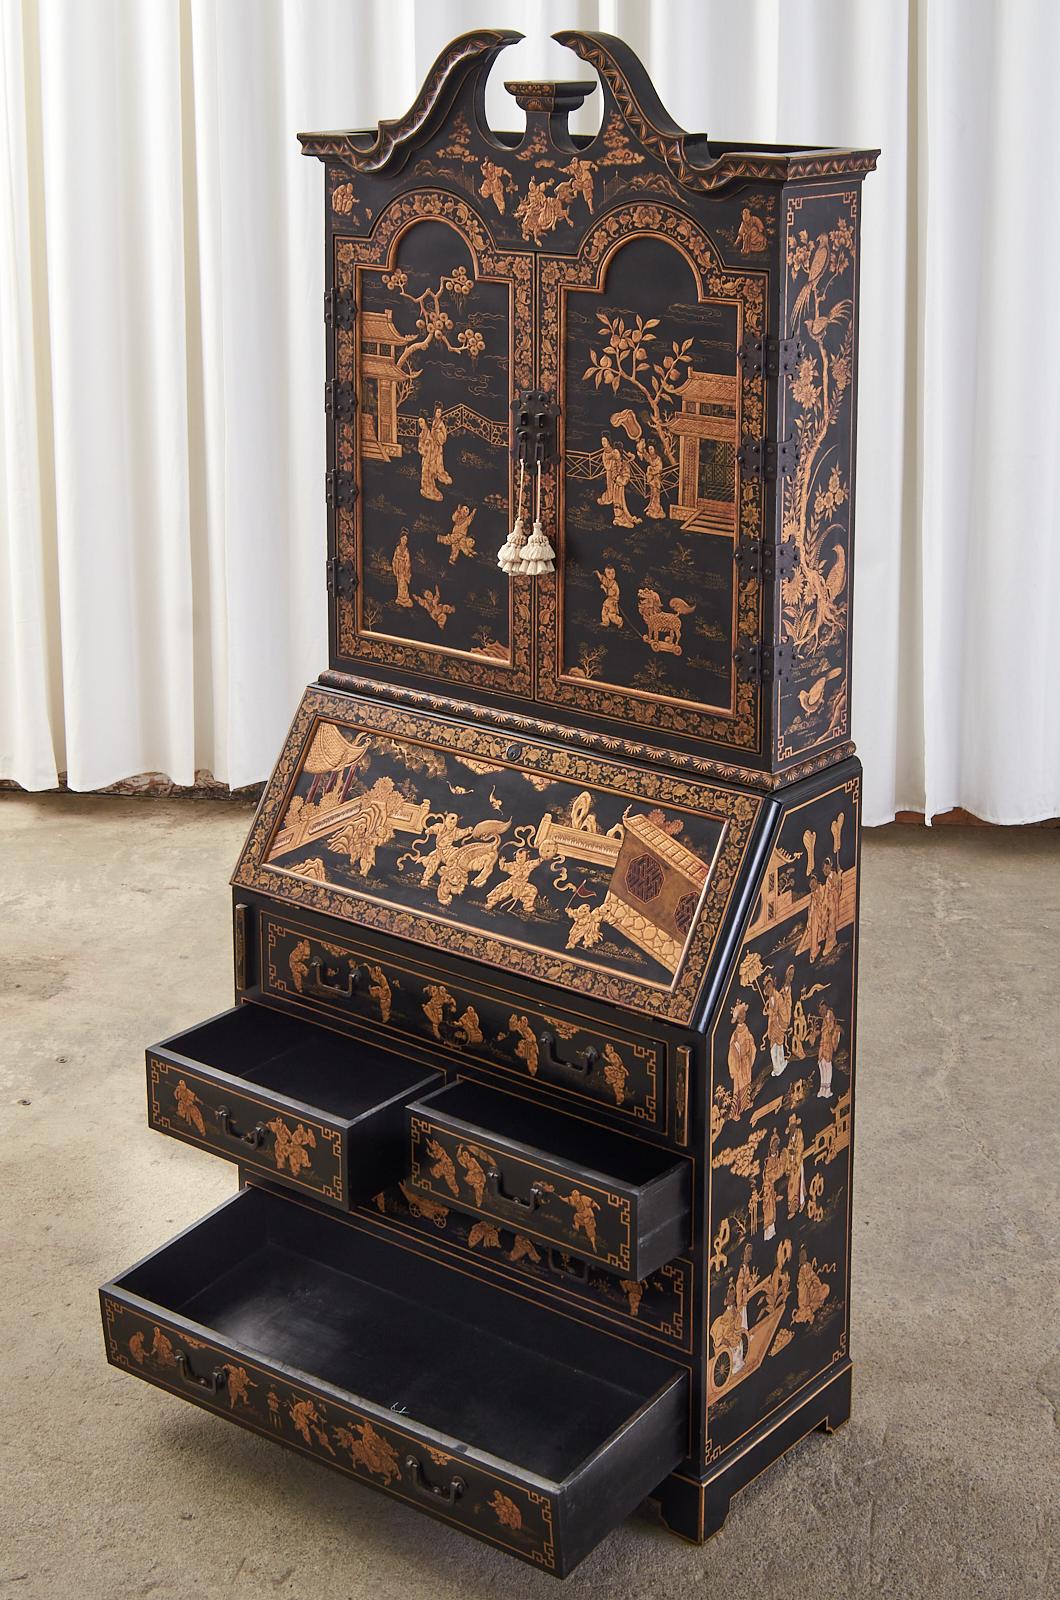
left=497, top=513, right=527, bottom=573
left=497, top=459, right=528, bottom=573
left=519, top=517, right=555, bottom=575
left=516, top=462, right=555, bottom=576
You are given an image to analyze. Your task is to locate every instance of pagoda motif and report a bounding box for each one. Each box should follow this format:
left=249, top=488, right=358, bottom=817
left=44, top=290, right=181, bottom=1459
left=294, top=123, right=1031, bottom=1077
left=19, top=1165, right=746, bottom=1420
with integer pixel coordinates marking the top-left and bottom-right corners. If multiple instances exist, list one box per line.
left=359, top=309, right=411, bottom=459
left=668, top=368, right=739, bottom=533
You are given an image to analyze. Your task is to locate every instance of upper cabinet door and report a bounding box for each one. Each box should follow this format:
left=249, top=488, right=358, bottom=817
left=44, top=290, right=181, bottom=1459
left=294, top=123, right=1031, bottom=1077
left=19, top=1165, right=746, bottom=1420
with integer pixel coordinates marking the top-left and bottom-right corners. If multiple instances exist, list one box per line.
left=330, top=191, right=534, bottom=697
left=536, top=209, right=767, bottom=757
left=303, top=28, right=877, bottom=774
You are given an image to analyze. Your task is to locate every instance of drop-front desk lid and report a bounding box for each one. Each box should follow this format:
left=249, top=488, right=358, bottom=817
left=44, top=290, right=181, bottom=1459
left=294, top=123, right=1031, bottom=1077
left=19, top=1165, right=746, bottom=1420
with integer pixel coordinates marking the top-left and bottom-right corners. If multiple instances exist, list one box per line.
left=233, top=686, right=766, bottom=1026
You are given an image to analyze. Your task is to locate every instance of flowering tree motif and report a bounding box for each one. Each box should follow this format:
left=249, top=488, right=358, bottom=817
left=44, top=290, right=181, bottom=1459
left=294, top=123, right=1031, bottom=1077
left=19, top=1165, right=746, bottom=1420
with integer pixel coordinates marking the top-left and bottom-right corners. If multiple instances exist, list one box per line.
left=382, top=264, right=485, bottom=407
left=583, top=313, right=693, bottom=462
left=782, top=214, right=856, bottom=657
left=574, top=643, right=607, bottom=679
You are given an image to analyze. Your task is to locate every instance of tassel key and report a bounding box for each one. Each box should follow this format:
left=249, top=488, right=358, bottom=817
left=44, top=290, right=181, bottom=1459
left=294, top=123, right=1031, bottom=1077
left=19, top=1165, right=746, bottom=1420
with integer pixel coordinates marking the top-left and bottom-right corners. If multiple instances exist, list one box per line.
left=497, top=514, right=526, bottom=574
left=520, top=517, right=555, bottom=575
left=498, top=459, right=528, bottom=573
left=517, top=461, right=555, bottom=577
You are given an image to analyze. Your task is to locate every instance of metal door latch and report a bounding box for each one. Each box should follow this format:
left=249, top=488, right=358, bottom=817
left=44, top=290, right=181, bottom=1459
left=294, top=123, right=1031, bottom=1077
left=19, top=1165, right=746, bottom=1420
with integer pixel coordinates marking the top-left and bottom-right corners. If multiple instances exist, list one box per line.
left=511, top=390, right=559, bottom=466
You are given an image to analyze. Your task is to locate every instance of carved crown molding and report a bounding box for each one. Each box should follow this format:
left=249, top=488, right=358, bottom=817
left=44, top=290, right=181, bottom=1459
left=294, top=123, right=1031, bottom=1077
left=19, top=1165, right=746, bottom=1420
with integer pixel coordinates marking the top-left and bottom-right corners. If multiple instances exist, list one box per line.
left=554, top=32, right=879, bottom=193
left=299, top=28, right=879, bottom=190
left=298, top=29, right=522, bottom=171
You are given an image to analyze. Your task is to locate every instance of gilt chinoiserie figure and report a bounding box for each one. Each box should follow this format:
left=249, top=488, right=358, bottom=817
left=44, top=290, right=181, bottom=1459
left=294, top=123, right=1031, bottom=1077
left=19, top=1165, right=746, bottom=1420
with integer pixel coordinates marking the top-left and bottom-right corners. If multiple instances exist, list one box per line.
left=101, top=31, right=876, bottom=1576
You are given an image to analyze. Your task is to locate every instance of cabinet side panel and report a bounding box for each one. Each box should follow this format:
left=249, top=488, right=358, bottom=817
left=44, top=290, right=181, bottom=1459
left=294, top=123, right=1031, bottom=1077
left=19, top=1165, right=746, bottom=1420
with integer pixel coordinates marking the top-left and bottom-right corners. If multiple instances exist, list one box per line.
left=775, top=185, right=864, bottom=767
left=704, top=765, right=859, bottom=1462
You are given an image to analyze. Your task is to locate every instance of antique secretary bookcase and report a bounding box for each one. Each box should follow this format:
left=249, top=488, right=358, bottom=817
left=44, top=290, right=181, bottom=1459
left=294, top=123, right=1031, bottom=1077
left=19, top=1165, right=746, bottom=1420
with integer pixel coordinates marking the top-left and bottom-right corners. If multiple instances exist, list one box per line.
left=100, top=32, right=877, bottom=1576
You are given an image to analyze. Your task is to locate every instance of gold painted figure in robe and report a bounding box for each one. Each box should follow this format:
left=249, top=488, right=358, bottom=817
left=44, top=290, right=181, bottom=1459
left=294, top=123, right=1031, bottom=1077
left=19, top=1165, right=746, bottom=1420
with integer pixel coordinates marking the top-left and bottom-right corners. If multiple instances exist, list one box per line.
left=763, top=1130, right=783, bottom=1242
left=710, top=1280, right=745, bottom=1374
left=764, top=964, right=795, bottom=1076
left=640, top=442, right=665, bottom=518
left=391, top=531, right=413, bottom=606
left=727, top=999, right=755, bottom=1118
left=817, top=1002, right=840, bottom=1099
left=598, top=435, right=639, bottom=527
left=418, top=402, right=451, bottom=500
left=785, top=1114, right=806, bottom=1217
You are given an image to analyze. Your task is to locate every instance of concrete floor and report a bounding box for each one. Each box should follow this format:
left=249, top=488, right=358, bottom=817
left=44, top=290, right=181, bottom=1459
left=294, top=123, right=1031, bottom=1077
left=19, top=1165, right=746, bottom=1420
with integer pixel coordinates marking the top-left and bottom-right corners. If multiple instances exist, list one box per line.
left=1, top=793, right=1057, bottom=1600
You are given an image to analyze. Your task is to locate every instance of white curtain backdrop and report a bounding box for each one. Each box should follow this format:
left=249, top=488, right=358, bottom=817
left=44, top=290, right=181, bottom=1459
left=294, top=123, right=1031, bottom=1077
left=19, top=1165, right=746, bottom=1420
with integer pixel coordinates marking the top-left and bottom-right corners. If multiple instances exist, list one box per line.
left=3, top=0, right=1059, bottom=822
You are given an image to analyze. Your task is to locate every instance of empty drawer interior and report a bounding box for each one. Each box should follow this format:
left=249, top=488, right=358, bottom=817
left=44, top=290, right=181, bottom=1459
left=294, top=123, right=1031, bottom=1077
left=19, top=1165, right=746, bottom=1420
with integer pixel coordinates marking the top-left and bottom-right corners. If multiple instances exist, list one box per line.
left=115, top=1187, right=682, bottom=1482
left=413, top=1079, right=680, bottom=1188
left=157, top=1006, right=435, bottom=1121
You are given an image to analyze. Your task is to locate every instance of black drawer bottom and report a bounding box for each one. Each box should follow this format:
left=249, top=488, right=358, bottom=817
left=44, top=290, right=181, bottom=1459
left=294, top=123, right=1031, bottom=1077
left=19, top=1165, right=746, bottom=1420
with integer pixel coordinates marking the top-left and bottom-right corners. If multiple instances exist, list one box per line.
left=101, top=1187, right=687, bottom=1574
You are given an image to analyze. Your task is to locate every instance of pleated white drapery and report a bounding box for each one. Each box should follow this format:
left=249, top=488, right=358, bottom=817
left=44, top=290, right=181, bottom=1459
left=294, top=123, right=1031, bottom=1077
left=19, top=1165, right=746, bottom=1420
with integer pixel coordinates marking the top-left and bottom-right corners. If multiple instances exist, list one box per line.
left=2, top=0, right=1059, bottom=822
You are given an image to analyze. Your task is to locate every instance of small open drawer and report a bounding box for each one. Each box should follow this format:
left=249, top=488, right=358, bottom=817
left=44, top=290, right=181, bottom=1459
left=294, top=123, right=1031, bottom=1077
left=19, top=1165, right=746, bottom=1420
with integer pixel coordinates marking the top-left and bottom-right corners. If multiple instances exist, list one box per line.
left=407, top=1081, right=691, bottom=1280
left=147, top=1005, right=441, bottom=1209
left=101, top=1187, right=687, bottom=1575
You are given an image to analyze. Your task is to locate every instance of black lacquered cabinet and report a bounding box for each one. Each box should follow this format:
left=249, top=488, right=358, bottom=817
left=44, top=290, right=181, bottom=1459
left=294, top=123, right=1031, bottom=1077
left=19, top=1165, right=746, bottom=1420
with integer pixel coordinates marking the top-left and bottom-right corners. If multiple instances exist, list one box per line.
left=102, top=29, right=875, bottom=1575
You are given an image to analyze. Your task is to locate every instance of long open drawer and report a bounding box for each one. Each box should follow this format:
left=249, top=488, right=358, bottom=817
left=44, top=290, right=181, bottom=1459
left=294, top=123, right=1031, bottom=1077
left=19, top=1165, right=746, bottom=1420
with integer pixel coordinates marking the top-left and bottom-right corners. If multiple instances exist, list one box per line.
left=100, top=1187, right=688, bottom=1575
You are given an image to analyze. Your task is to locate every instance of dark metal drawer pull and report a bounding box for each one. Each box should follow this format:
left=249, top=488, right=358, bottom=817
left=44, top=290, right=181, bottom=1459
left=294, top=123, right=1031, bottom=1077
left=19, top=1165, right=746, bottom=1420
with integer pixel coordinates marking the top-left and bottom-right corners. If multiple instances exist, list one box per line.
left=215, top=1105, right=267, bottom=1148
left=175, top=1350, right=227, bottom=1394
left=304, top=956, right=360, bottom=999
left=485, top=1166, right=546, bottom=1212
left=538, top=1030, right=600, bottom=1077
left=548, top=1248, right=588, bottom=1282
left=405, top=1456, right=466, bottom=1506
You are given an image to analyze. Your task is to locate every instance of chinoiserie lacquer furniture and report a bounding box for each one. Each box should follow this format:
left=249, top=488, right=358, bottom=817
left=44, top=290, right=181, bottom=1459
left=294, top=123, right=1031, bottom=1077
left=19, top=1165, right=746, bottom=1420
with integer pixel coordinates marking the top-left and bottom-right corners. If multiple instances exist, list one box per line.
left=100, top=31, right=876, bottom=1576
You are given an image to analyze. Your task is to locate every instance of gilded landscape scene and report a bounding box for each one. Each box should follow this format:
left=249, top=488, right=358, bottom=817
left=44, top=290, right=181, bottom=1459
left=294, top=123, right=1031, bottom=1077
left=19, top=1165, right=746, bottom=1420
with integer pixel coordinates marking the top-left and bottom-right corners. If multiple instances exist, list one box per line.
left=559, top=233, right=742, bottom=710
left=355, top=217, right=513, bottom=661
left=262, top=717, right=726, bottom=986
left=706, top=782, right=858, bottom=1454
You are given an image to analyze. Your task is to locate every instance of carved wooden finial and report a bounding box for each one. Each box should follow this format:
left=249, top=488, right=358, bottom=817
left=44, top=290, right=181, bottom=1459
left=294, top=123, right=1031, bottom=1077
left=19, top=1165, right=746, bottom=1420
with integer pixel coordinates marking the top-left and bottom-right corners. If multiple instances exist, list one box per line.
left=503, top=80, right=595, bottom=152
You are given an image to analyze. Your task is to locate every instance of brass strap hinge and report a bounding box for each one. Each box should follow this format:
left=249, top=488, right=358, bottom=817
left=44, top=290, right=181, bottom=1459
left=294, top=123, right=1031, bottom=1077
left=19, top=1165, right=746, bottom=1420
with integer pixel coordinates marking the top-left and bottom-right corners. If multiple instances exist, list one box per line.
left=323, top=287, right=357, bottom=327
left=326, top=557, right=357, bottom=600
left=737, top=434, right=799, bottom=481
left=734, top=641, right=797, bottom=683
left=768, top=540, right=798, bottom=581
left=735, top=539, right=799, bottom=581
left=325, top=469, right=359, bottom=509
left=738, top=334, right=801, bottom=378
left=325, top=380, right=357, bottom=421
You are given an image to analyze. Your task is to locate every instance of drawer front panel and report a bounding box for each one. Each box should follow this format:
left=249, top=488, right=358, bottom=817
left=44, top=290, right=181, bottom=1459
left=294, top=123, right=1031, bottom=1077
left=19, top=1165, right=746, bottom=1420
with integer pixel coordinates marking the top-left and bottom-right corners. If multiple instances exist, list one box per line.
left=148, top=1056, right=345, bottom=1205
left=257, top=909, right=667, bottom=1133
left=361, top=1179, right=693, bottom=1354
left=101, top=1292, right=558, bottom=1570
left=410, top=1112, right=634, bottom=1274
